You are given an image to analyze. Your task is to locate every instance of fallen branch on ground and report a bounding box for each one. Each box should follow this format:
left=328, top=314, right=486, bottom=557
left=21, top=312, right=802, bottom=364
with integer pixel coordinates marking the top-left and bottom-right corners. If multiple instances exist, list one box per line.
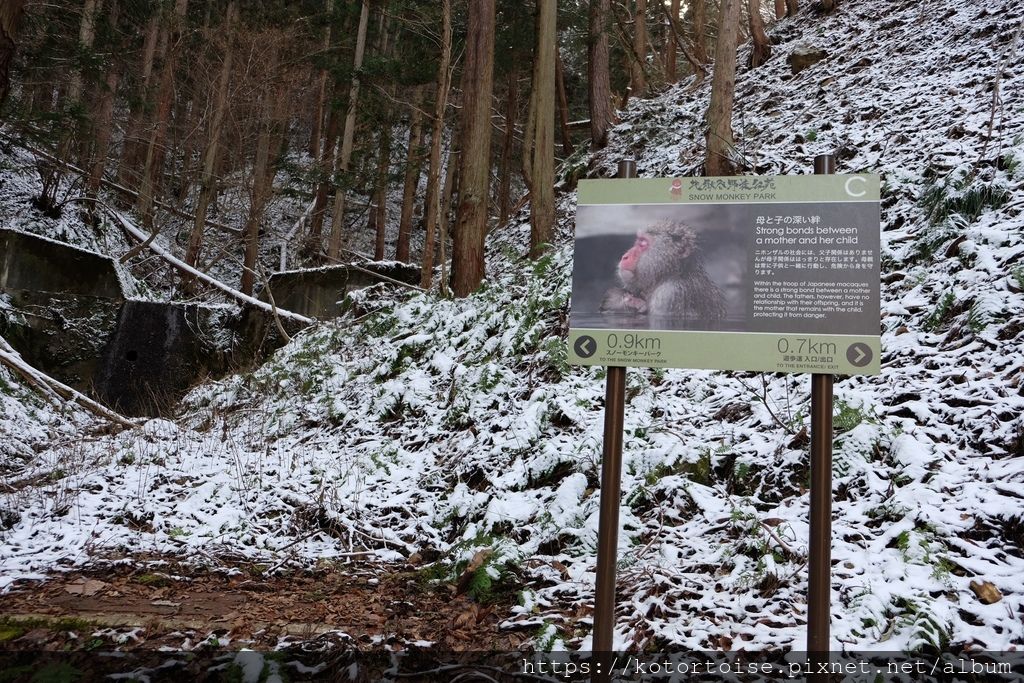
left=0, top=335, right=137, bottom=428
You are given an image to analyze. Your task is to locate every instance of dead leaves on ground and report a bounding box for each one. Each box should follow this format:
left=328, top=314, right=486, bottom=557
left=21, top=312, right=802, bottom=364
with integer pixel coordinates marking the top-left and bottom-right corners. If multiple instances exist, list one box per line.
left=0, top=558, right=526, bottom=652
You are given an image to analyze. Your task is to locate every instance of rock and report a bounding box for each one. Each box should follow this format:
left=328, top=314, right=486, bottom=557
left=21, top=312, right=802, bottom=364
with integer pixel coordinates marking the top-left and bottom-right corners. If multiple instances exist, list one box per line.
left=713, top=402, right=753, bottom=422
left=64, top=578, right=107, bottom=596
left=17, top=628, right=52, bottom=645
left=969, top=579, right=1002, bottom=604
left=944, top=235, right=968, bottom=258
left=788, top=45, right=828, bottom=74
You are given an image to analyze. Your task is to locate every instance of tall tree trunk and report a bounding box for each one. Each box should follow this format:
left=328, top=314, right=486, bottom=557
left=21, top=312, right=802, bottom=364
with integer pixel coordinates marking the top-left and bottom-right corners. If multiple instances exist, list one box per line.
left=821, top=0, right=835, bottom=12
left=87, top=68, right=120, bottom=197
left=68, top=0, right=102, bottom=106
left=70, top=0, right=105, bottom=173
left=587, top=0, right=615, bottom=149
left=748, top=0, right=771, bottom=68
left=185, top=1, right=237, bottom=278
left=396, top=85, right=425, bottom=263
left=327, top=0, right=370, bottom=260
left=173, top=96, right=200, bottom=202
left=0, top=0, right=27, bottom=111
left=661, top=0, right=706, bottom=84
left=526, top=0, right=556, bottom=259
left=241, top=111, right=272, bottom=296
left=449, top=0, right=495, bottom=297
left=241, top=55, right=282, bottom=296
left=371, top=13, right=394, bottom=261
left=497, top=66, right=518, bottom=225
left=371, top=127, right=391, bottom=261
left=86, top=0, right=120, bottom=199
left=774, top=0, right=785, bottom=19
left=118, top=13, right=158, bottom=194
left=664, top=0, right=680, bottom=82
left=438, top=147, right=459, bottom=294
left=785, top=0, right=798, bottom=17
left=555, top=48, right=574, bottom=157
left=308, top=90, right=340, bottom=242
left=420, top=0, right=452, bottom=289
left=308, top=0, right=334, bottom=157
left=136, top=0, right=188, bottom=229
left=705, top=0, right=740, bottom=176
left=167, top=4, right=206, bottom=204
left=692, top=0, right=708, bottom=65
left=372, top=197, right=387, bottom=260
left=630, top=0, right=647, bottom=97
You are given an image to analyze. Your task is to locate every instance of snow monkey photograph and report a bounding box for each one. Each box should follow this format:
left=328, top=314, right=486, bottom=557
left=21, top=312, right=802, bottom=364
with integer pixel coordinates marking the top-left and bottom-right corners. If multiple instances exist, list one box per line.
left=571, top=203, right=749, bottom=332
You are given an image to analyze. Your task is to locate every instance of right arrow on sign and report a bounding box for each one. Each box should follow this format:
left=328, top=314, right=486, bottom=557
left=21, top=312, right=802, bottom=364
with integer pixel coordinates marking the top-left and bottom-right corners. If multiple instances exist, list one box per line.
left=846, top=342, right=873, bottom=368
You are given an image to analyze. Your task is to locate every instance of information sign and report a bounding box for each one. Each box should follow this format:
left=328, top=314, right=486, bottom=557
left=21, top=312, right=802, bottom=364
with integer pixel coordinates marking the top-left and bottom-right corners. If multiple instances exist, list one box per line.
left=567, top=175, right=881, bottom=375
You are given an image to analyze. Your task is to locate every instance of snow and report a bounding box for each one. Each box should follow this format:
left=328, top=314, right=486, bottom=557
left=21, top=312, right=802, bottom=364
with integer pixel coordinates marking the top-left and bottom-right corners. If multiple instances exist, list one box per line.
left=1, top=0, right=1024, bottom=659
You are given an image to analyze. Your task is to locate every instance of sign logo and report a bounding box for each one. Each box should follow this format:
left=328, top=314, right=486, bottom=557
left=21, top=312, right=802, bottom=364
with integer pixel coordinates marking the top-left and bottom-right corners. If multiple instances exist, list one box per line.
left=574, top=335, right=597, bottom=359
left=845, top=176, right=867, bottom=197
left=846, top=342, right=873, bottom=367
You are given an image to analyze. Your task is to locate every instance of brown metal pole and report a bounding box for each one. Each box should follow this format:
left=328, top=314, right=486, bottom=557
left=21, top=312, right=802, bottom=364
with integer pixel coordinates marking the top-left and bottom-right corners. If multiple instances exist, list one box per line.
left=808, top=154, right=836, bottom=670
left=591, top=159, right=635, bottom=682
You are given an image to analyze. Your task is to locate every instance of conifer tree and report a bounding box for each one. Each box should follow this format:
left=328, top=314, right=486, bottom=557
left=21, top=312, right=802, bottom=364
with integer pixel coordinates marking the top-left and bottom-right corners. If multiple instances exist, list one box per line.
left=524, top=0, right=556, bottom=259
left=587, top=0, right=615, bottom=149
left=449, top=0, right=495, bottom=296
left=705, top=0, right=740, bottom=176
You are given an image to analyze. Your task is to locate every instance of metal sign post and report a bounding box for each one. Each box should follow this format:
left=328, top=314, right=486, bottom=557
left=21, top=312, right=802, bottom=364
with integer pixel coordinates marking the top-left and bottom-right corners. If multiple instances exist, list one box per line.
left=591, top=159, right=635, bottom=683
left=808, top=153, right=836, bottom=675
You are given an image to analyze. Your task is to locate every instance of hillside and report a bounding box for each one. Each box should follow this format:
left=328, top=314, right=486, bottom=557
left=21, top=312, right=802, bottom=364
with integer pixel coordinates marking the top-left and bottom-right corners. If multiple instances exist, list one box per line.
left=2, top=0, right=1023, bottom=662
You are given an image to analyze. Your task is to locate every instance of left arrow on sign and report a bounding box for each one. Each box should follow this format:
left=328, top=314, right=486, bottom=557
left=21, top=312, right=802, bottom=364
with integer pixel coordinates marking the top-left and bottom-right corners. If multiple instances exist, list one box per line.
left=574, top=336, right=597, bottom=358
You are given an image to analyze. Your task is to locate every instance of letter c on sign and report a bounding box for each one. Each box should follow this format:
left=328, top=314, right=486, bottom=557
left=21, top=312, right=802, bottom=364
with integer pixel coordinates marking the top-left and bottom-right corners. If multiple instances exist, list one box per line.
left=845, top=176, right=867, bottom=197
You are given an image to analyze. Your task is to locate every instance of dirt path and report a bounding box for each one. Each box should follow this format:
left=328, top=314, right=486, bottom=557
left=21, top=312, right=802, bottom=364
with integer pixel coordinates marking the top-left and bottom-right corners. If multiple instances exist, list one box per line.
left=0, top=559, right=531, bottom=653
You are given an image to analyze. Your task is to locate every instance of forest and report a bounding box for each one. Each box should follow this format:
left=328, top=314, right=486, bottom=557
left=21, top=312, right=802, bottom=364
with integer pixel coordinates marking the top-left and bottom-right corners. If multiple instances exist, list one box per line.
left=0, top=0, right=1023, bottom=680
left=0, top=0, right=782, bottom=294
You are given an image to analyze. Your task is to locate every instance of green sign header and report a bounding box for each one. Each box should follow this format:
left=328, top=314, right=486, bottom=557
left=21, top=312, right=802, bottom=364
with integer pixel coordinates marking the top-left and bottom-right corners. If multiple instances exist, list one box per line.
left=577, top=174, right=880, bottom=205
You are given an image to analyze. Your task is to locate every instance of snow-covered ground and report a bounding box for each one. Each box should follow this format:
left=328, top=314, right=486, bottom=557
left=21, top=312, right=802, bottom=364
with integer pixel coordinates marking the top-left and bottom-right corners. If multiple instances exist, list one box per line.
left=2, top=0, right=1023, bottom=655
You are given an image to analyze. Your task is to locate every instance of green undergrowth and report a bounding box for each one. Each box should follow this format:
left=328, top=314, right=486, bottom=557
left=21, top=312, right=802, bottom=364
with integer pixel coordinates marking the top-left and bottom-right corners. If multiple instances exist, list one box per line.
left=0, top=615, right=98, bottom=638
left=419, top=532, right=524, bottom=604
left=913, top=167, right=1011, bottom=262
left=919, top=170, right=1010, bottom=227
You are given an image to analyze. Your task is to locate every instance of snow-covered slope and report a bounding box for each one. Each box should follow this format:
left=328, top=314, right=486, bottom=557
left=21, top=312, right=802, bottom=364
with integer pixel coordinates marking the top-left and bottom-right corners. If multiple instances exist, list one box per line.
left=2, top=0, right=1023, bottom=654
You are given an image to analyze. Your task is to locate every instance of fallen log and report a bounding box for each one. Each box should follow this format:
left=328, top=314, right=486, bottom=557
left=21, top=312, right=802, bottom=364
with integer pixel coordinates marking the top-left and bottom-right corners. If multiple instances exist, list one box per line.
left=0, top=335, right=137, bottom=429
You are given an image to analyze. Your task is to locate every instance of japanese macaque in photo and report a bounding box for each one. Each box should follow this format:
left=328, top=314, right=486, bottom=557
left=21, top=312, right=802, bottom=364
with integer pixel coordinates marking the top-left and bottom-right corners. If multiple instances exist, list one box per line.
left=600, top=221, right=726, bottom=323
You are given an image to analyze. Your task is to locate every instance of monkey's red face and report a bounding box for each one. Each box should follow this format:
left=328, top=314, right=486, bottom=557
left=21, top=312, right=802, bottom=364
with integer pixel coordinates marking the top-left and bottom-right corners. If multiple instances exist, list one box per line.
left=618, top=232, right=649, bottom=284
